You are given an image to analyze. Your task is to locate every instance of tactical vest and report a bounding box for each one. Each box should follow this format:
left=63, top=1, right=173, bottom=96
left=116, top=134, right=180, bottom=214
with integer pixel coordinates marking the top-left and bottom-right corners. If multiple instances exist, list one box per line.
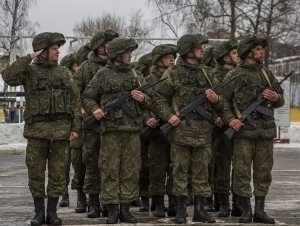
left=26, top=65, right=73, bottom=120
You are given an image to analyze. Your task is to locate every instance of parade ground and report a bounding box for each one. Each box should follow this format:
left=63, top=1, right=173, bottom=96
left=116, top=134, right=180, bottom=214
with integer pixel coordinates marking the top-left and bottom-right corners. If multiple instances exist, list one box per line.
left=0, top=145, right=300, bottom=226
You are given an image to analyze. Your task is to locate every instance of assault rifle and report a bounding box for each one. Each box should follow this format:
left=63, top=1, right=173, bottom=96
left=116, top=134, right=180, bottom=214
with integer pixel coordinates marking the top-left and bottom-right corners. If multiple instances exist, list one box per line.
left=224, top=71, right=294, bottom=139
left=159, top=75, right=240, bottom=136
left=83, top=78, right=166, bottom=128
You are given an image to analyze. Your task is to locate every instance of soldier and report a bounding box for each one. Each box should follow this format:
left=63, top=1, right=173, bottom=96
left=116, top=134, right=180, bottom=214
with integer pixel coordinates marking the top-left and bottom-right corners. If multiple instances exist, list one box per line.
left=73, top=30, right=119, bottom=218
left=144, top=44, right=177, bottom=218
left=154, top=34, right=223, bottom=224
left=65, top=45, right=91, bottom=214
left=136, top=52, right=153, bottom=212
left=2, top=32, right=81, bottom=226
left=221, top=35, right=284, bottom=224
left=58, top=53, right=79, bottom=208
left=203, top=45, right=218, bottom=212
left=81, top=37, right=150, bottom=224
left=212, top=38, right=240, bottom=217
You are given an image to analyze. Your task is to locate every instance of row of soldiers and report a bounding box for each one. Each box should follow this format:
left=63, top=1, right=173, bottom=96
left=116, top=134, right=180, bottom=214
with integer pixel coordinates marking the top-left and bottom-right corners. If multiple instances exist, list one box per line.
left=2, top=29, right=284, bottom=226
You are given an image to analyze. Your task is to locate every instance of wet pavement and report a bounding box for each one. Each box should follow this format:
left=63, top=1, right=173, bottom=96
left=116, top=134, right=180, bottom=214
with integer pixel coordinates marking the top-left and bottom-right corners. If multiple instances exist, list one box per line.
left=0, top=147, right=300, bottom=225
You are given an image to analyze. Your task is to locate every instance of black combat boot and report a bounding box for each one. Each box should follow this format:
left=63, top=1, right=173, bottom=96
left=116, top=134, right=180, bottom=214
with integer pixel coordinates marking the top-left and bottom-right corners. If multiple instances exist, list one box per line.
left=130, top=198, right=141, bottom=207
left=75, top=188, right=86, bottom=213
left=239, top=196, right=252, bottom=223
left=30, top=197, right=45, bottom=226
left=167, top=195, right=177, bottom=216
left=139, top=196, right=149, bottom=212
left=218, top=193, right=230, bottom=217
left=120, top=203, right=137, bottom=223
left=102, top=205, right=109, bottom=217
left=193, top=196, right=216, bottom=223
left=175, top=196, right=187, bottom=224
left=150, top=198, right=156, bottom=211
left=87, top=194, right=100, bottom=218
left=59, top=190, right=69, bottom=207
left=253, top=196, right=275, bottom=224
left=106, top=204, right=119, bottom=224
left=205, top=195, right=215, bottom=212
left=185, top=195, right=194, bottom=206
left=46, top=197, right=62, bottom=226
left=152, top=195, right=165, bottom=217
left=231, top=193, right=242, bottom=216
left=214, top=192, right=220, bottom=211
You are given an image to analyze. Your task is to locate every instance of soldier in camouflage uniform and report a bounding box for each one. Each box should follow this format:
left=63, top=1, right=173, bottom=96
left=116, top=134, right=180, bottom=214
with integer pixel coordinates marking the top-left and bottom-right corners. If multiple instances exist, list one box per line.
left=82, top=37, right=150, bottom=224
left=212, top=38, right=240, bottom=217
left=73, top=30, right=119, bottom=217
left=203, top=46, right=216, bottom=68
left=143, top=44, right=177, bottom=218
left=136, top=52, right=153, bottom=212
left=222, top=35, right=284, bottom=224
left=2, top=32, right=81, bottom=226
left=75, top=42, right=92, bottom=66
left=58, top=53, right=79, bottom=208
left=154, top=34, right=223, bottom=224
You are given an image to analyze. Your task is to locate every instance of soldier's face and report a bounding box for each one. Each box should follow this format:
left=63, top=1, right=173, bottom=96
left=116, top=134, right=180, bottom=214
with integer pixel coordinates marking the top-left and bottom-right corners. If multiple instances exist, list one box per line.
left=71, top=62, right=78, bottom=73
left=229, top=49, right=240, bottom=65
left=193, top=45, right=204, bottom=60
left=251, top=45, right=264, bottom=62
left=120, top=50, right=132, bottom=64
left=158, top=54, right=175, bottom=67
left=47, top=44, right=60, bottom=62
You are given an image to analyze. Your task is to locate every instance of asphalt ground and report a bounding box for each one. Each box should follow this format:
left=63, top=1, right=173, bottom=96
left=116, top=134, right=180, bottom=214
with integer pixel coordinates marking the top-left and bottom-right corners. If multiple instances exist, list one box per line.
left=0, top=147, right=299, bottom=225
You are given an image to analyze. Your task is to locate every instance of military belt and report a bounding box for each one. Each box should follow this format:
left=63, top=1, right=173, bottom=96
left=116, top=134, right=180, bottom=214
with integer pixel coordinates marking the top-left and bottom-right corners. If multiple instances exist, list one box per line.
left=188, top=111, right=208, bottom=120
left=32, top=114, right=71, bottom=122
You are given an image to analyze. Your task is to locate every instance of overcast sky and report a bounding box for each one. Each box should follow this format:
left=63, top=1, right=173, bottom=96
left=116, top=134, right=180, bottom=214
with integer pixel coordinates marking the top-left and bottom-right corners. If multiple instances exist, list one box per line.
left=27, top=0, right=152, bottom=57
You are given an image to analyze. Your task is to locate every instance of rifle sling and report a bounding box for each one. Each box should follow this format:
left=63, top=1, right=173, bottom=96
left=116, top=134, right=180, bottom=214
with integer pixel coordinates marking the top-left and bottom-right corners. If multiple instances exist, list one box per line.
left=132, top=69, right=142, bottom=87
left=261, top=68, right=272, bottom=87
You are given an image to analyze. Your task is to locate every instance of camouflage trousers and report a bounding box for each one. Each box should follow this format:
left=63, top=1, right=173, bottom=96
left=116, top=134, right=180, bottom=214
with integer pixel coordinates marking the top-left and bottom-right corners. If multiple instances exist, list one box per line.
left=232, top=139, right=274, bottom=198
left=148, top=137, right=173, bottom=197
left=64, top=147, right=71, bottom=189
left=83, top=129, right=101, bottom=194
left=139, top=137, right=150, bottom=197
left=171, top=143, right=212, bottom=197
left=26, top=138, right=69, bottom=198
left=71, top=147, right=85, bottom=189
left=99, top=131, right=141, bottom=205
left=213, top=129, right=233, bottom=194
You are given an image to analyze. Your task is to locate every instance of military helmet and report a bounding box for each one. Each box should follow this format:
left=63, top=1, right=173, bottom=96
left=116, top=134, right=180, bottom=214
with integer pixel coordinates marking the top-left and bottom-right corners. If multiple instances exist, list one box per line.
left=177, top=34, right=209, bottom=56
left=213, top=38, right=238, bottom=63
left=107, top=37, right=138, bottom=59
left=90, top=30, right=119, bottom=51
left=237, top=35, right=267, bottom=59
left=32, top=32, right=66, bottom=52
left=60, top=53, right=76, bottom=69
left=76, top=42, right=91, bottom=66
left=137, top=52, right=152, bottom=74
left=203, top=46, right=215, bottom=66
left=151, top=44, right=177, bottom=65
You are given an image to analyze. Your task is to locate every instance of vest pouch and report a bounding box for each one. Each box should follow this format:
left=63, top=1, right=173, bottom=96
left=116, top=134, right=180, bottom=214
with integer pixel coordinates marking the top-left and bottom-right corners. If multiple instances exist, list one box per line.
left=262, top=120, right=276, bottom=129
left=29, top=92, right=40, bottom=115
left=63, top=89, right=71, bottom=112
left=38, top=90, right=51, bottom=114
left=23, top=109, right=33, bottom=124
left=38, top=77, right=48, bottom=90
left=104, top=107, right=123, bottom=128
left=53, top=89, right=65, bottom=113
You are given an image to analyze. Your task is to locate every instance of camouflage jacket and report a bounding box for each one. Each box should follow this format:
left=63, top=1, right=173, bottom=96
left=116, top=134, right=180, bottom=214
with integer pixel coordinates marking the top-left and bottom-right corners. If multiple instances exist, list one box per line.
left=222, top=61, right=285, bottom=139
left=81, top=60, right=151, bottom=133
left=154, top=57, right=223, bottom=147
left=214, top=64, right=231, bottom=83
left=73, top=52, right=107, bottom=132
left=2, top=55, right=81, bottom=140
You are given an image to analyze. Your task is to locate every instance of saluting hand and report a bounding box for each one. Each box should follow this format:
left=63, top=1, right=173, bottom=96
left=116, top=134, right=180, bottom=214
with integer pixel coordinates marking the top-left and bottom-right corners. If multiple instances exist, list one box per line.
left=30, top=49, right=44, bottom=60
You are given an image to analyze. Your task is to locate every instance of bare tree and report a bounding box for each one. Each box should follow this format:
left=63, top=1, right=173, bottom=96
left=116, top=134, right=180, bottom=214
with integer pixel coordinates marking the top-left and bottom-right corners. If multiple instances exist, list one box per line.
left=72, top=9, right=154, bottom=60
